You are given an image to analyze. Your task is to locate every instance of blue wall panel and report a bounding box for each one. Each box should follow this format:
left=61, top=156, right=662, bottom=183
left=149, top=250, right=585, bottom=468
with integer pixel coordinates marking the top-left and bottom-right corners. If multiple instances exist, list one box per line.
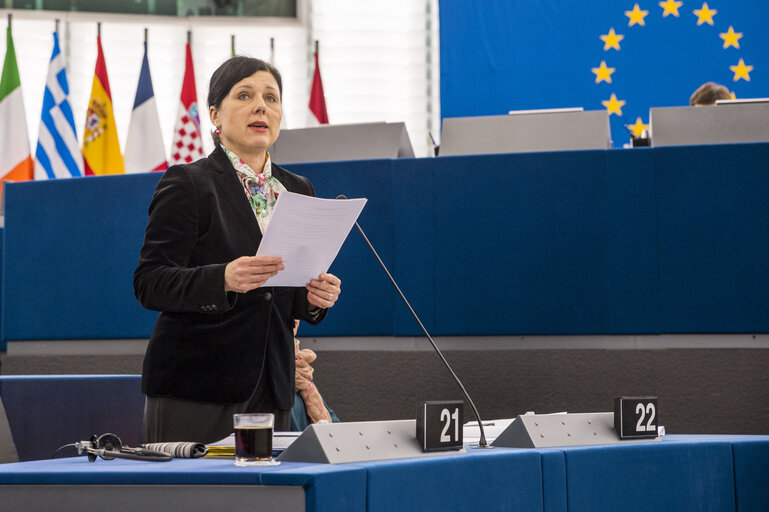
left=431, top=151, right=612, bottom=335
left=2, top=144, right=767, bottom=342
left=655, top=143, right=769, bottom=333
left=284, top=159, right=396, bottom=337
left=3, top=173, right=162, bottom=341
left=391, top=157, right=438, bottom=336
left=605, top=148, right=660, bottom=333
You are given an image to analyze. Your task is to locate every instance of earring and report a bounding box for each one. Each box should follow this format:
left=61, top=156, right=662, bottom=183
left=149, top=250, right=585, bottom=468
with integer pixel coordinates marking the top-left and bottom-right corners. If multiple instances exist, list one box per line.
left=215, top=128, right=222, bottom=135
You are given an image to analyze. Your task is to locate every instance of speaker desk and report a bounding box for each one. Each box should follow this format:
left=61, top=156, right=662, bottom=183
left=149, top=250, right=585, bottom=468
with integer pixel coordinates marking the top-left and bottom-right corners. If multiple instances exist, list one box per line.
left=0, top=434, right=766, bottom=512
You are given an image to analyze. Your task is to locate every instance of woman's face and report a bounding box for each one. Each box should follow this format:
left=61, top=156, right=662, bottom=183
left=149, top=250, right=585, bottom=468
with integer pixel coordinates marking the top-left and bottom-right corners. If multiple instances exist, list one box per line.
left=210, top=70, right=282, bottom=158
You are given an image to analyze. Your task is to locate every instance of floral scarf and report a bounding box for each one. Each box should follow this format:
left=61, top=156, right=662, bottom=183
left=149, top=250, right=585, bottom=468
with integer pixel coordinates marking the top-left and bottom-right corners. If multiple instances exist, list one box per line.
left=222, top=145, right=286, bottom=234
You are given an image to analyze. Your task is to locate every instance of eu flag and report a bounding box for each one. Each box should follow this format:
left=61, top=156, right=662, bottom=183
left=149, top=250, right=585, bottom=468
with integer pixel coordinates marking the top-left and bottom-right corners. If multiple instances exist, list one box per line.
left=440, top=0, right=768, bottom=147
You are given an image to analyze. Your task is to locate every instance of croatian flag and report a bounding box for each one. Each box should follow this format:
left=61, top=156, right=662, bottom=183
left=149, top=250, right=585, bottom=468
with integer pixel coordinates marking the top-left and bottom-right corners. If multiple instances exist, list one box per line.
left=35, top=30, right=83, bottom=180
left=124, top=41, right=167, bottom=173
left=169, top=41, right=204, bottom=165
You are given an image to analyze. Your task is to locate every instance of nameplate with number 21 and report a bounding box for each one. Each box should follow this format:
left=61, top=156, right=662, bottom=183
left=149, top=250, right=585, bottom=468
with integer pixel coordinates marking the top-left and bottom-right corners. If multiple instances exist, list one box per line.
left=416, top=400, right=464, bottom=452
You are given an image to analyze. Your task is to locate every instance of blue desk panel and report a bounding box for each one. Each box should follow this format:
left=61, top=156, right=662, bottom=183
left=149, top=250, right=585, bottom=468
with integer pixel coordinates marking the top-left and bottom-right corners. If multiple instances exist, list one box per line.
left=540, top=449, right=568, bottom=512
left=731, top=438, right=769, bottom=512
left=1, top=435, right=767, bottom=512
left=356, top=448, right=545, bottom=512
left=0, top=457, right=366, bottom=512
left=557, top=436, right=737, bottom=512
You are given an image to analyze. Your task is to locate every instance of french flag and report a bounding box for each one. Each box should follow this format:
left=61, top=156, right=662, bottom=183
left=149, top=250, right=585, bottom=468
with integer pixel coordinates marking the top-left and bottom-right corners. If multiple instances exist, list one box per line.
left=124, top=40, right=167, bottom=173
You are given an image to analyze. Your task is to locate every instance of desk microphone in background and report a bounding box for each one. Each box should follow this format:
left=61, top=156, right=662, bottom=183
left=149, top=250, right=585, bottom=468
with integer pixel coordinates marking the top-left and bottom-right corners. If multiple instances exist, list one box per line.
left=336, top=195, right=491, bottom=449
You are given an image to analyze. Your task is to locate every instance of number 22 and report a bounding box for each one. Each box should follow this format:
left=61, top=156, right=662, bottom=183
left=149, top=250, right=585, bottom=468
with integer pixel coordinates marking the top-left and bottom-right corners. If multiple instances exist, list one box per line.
left=635, top=402, right=656, bottom=432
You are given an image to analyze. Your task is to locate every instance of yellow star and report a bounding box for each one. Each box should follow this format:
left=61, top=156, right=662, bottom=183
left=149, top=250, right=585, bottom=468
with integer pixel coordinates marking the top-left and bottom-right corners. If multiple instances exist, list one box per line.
left=602, top=93, right=626, bottom=116
left=591, top=61, right=616, bottom=84
left=729, top=58, right=753, bottom=82
left=693, top=2, right=717, bottom=25
left=730, top=91, right=736, bottom=100
left=625, top=3, right=649, bottom=26
left=628, top=117, right=649, bottom=137
left=659, top=0, right=683, bottom=17
left=600, top=28, right=625, bottom=51
left=719, top=26, right=743, bottom=49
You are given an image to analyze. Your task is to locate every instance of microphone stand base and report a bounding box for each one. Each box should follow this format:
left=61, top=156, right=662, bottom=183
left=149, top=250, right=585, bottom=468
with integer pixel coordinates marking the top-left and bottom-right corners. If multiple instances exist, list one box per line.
left=469, top=444, right=495, bottom=449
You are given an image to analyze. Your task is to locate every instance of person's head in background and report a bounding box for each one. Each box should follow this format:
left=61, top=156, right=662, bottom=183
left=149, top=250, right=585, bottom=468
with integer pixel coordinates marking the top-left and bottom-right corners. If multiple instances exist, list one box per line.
left=690, top=82, right=731, bottom=106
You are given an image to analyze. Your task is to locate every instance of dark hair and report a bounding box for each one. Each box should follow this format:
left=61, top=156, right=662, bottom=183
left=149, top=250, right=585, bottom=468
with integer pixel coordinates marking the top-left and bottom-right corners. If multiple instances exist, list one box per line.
left=689, top=82, right=730, bottom=106
left=208, top=56, right=283, bottom=144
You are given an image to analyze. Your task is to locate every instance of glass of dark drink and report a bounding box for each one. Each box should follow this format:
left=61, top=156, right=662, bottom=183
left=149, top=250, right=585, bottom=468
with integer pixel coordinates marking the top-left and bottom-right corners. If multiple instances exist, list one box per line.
left=233, top=413, right=279, bottom=466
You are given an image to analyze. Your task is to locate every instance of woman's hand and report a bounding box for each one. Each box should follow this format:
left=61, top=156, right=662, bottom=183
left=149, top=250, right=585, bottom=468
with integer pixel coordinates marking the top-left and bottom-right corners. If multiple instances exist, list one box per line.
left=224, top=256, right=283, bottom=293
left=306, top=273, right=341, bottom=309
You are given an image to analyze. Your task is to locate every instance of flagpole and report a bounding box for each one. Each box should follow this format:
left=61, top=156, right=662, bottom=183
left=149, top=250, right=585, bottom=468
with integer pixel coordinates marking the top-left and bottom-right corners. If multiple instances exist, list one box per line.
left=144, top=27, right=148, bottom=44
left=231, top=34, right=235, bottom=57
left=97, top=21, right=101, bottom=38
left=55, top=18, right=59, bottom=34
left=270, top=37, right=275, bottom=64
left=8, top=13, right=12, bottom=28
left=187, top=30, right=191, bottom=45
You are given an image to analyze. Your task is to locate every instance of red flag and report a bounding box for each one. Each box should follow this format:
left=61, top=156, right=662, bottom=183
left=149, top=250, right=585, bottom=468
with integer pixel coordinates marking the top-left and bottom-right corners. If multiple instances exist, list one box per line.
left=169, top=42, right=204, bottom=165
left=308, top=51, right=328, bottom=125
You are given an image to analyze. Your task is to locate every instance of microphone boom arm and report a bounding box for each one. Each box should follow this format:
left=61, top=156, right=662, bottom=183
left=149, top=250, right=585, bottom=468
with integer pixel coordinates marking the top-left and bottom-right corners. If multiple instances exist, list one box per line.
left=350, top=219, right=490, bottom=448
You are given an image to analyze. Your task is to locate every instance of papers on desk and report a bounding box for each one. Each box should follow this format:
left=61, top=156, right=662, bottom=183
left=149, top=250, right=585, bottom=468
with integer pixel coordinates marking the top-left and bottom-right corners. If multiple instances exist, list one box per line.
left=256, top=192, right=367, bottom=287
left=205, top=431, right=301, bottom=459
left=462, top=418, right=516, bottom=445
left=463, top=412, right=569, bottom=445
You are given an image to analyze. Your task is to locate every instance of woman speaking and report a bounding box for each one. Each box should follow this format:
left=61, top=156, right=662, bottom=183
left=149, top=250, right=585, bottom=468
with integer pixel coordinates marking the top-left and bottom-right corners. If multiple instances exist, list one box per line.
left=134, top=56, right=341, bottom=443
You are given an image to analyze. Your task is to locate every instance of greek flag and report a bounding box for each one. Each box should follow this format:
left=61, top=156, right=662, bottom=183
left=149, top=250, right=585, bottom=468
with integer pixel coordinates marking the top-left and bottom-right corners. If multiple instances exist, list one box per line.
left=35, top=31, right=83, bottom=180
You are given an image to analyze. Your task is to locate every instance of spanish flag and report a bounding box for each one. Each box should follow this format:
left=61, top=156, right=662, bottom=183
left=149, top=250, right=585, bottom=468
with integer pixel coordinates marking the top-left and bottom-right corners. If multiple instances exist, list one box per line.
left=0, top=22, right=33, bottom=198
left=82, top=34, right=123, bottom=175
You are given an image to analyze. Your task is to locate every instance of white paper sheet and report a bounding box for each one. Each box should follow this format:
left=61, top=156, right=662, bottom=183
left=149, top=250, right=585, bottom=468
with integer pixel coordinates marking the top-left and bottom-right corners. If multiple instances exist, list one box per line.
left=255, top=192, right=367, bottom=287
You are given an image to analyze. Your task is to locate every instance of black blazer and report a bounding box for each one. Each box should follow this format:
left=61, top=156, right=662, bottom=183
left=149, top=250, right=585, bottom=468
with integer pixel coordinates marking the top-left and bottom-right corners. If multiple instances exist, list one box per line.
left=134, top=146, right=326, bottom=405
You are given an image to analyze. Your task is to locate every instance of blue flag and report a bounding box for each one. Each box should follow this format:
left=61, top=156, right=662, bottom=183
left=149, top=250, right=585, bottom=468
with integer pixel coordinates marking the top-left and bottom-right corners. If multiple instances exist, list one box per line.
left=35, top=31, right=83, bottom=179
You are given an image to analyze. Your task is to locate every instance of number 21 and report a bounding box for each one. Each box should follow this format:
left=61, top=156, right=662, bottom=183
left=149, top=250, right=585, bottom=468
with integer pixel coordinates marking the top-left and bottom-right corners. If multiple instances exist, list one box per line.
left=440, top=408, right=459, bottom=442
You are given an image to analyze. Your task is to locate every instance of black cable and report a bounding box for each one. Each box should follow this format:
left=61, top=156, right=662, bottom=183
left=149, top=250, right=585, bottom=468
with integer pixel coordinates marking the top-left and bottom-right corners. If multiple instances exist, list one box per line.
left=53, top=443, right=79, bottom=459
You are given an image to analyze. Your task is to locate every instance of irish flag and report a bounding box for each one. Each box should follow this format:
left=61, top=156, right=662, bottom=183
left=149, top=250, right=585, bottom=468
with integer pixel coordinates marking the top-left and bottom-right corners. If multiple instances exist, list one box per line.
left=0, top=23, right=33, bottom=196
left=82, top=34, right=124, bottom=175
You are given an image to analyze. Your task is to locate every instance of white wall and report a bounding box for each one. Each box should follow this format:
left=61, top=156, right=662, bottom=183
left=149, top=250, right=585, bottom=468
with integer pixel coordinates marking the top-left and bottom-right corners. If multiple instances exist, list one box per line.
left=0, top=1, right=437, bottom=164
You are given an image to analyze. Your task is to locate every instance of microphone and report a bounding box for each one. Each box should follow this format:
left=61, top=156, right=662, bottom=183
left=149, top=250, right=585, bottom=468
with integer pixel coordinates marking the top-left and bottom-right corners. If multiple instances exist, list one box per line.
left=336, top=195, right=491, bottom=448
